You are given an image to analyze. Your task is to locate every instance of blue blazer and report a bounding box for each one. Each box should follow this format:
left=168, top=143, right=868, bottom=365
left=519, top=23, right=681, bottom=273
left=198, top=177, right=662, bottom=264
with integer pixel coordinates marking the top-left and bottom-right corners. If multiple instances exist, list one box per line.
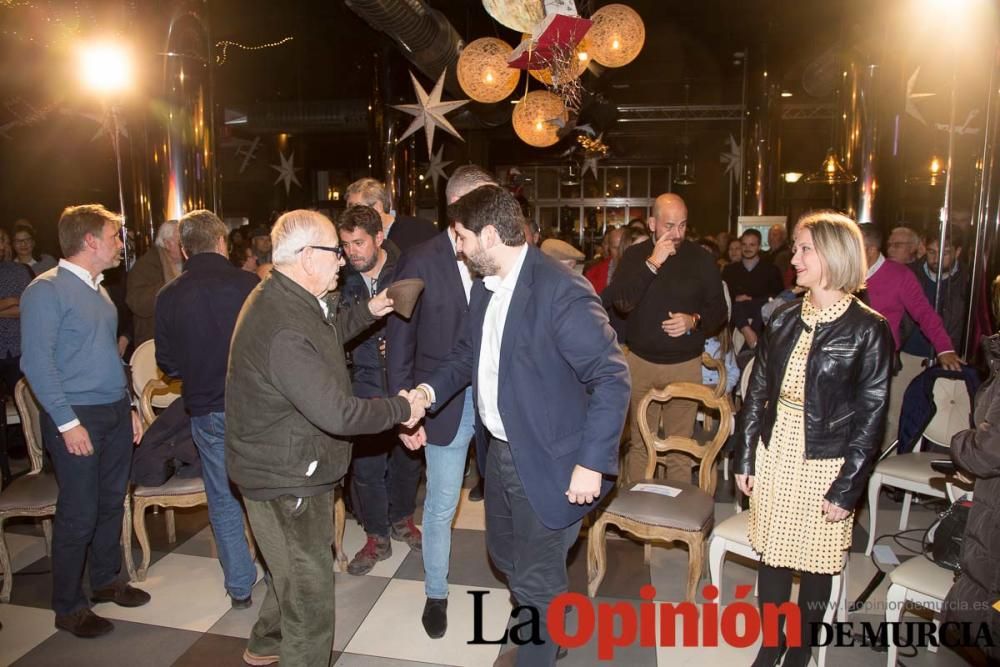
left=426, top=246, right=631, bottom=529
left=386, top=231, right=471, bottom=445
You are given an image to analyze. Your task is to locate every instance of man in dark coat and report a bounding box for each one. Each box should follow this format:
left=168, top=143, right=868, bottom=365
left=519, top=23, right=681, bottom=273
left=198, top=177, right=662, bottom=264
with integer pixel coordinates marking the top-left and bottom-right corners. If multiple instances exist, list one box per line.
left=346, top=177, right=438, bottom=253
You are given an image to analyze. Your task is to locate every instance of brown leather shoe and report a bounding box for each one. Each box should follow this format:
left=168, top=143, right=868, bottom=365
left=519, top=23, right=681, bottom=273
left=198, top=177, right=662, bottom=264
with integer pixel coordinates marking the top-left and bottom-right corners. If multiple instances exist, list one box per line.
left=54, top=608, right=114, bottom=638
left=90, top=581, right=151, bottom=607
left=242, top=648, right=280, bottom=666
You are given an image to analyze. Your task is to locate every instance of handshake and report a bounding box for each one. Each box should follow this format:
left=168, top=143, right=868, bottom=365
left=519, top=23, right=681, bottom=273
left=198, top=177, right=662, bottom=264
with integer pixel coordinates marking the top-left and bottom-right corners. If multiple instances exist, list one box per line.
left=397, top=386, right=433, bottom=429
left=396, top=386, right=433, bottom=450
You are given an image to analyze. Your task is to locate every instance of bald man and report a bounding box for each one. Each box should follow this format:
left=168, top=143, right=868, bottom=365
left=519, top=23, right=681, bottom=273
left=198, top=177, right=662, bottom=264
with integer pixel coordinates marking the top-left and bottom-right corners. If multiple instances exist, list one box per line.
left=604, top=194, right=727, bottom=484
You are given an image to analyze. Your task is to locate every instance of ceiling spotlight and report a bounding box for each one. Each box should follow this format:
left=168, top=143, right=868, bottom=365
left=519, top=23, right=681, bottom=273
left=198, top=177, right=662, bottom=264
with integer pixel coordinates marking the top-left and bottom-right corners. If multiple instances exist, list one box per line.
left=78, top=41, right=133, bottom=94
left=781, top=91, right=793, bottom=98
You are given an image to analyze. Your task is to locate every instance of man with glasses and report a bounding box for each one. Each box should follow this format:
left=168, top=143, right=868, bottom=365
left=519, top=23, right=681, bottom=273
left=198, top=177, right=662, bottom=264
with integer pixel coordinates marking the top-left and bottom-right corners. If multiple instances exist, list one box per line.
left=226, top=209, right=426, bottom=666
left=338, top=205, right=423, bottom=576
left=604, top=193, right=727, bottom=485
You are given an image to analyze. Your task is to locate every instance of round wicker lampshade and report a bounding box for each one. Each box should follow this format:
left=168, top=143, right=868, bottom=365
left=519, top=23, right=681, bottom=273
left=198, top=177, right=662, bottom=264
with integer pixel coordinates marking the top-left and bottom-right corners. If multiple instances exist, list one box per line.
left=524, top=35, right=592, bottom=85
left=588, top=3, right=645, bottom=68
left=457, top=38, right=520, bottom=103
left=512, top=91, right=567, bottom=147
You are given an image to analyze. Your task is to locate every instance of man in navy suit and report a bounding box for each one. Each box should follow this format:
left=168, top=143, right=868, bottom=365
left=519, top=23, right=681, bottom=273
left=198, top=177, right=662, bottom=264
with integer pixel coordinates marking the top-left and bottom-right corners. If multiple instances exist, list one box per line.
left=346, top=177, right=438, bottom=253
left=387, top=165, right=497, bottom=639
left=407, top=185, right=630, bottom=666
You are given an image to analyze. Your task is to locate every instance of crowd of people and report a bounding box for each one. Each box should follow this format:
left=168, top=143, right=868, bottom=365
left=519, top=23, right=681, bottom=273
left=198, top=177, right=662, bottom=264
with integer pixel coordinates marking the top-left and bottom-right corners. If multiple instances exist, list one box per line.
left=3, top=167, right=998, bottom=667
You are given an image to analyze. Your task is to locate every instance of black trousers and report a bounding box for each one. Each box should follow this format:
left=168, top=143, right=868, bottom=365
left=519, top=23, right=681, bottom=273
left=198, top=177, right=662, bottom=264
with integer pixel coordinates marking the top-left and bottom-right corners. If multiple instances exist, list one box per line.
left=41, top=397, right=133, bottom=615
left=351, top=429, right=423, bottom=538
left=485, top=437, right=581, bottom=667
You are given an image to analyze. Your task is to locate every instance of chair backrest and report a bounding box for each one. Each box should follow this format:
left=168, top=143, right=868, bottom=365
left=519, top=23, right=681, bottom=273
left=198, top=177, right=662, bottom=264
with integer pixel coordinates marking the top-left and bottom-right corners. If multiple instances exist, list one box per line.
left=922, top=378, right=972, bottom=448
left=139, top=379, right=182, bottom=428
left=701, top=352, right=727, bottom=399
left=637, top=381, right=733, bottom=495
left=129, top=339, right=181, bottom=408
left=13, top=378, right=45, bottom=474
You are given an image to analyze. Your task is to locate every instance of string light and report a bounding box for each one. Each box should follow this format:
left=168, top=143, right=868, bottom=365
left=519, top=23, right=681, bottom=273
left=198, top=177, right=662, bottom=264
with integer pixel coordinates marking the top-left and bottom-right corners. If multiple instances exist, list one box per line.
left=215, top=36, right=293, bottom=66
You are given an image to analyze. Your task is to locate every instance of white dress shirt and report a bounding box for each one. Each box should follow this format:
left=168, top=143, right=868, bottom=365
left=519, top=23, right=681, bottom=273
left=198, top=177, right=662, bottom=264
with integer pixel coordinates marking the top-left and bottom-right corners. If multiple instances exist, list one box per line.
left=476, top=245, right=528, bottom=441
left=58, top=258, right=105, bottom=291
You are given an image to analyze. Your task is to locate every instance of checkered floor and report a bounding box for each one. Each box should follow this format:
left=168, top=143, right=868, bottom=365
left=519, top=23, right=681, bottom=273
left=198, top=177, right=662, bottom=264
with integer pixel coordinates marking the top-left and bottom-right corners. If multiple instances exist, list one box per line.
left=0, top=468, right=973, bottom=667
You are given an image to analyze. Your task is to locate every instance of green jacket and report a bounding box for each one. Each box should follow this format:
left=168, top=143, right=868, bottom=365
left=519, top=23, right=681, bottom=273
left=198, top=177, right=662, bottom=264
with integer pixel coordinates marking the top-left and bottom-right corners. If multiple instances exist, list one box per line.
left=225, top=270, right=411, bottom=499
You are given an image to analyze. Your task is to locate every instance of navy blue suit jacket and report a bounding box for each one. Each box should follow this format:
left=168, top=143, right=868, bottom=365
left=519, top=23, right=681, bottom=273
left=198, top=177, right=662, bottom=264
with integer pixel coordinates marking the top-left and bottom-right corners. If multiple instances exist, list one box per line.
left=386, top=231, right=471, bottom=445
left=425, top=246, right=630, bottom=529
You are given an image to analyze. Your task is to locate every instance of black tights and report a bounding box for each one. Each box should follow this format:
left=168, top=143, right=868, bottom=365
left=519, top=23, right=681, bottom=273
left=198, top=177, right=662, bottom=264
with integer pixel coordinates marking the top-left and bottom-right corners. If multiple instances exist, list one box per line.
left=750, top=564, right=833, bottom=667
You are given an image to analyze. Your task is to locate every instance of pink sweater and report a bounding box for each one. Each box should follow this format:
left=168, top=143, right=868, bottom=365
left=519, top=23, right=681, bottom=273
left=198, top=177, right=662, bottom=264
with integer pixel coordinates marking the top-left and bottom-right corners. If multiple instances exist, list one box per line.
left=866, top=258, right=954, bottom=353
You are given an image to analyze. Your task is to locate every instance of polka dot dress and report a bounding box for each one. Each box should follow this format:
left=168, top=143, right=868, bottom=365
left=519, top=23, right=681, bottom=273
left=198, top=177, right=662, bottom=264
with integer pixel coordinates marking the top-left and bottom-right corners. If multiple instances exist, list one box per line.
left=747, top=293, right=854, bottom=574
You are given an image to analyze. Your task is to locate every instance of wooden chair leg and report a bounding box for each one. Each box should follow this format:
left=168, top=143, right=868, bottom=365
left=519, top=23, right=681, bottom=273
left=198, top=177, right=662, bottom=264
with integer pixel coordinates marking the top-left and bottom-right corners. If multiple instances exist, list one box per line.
left=133, top=499, right=152, bottom=581
left=121, top=496, right=136, bottom=581
left=586, top=516, right=609, bottom=597
left=0, top=518, right=12, bottom=603
left=41, top=518, right=52, bottom=557
left=165, top=508, right=176, bottom=543
left=686, top=538, right=705, bottom=602
left=334, top=490, right=348, bottom=572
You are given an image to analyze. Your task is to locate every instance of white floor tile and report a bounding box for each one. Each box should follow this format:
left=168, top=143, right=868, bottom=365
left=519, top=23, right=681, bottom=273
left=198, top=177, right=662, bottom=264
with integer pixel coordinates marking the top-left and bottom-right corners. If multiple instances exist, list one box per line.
left=0, top=603, right=56, bottom=665
left=345, top=579, right=511, bottom=667
left=92, top=553, right=251, bottom=632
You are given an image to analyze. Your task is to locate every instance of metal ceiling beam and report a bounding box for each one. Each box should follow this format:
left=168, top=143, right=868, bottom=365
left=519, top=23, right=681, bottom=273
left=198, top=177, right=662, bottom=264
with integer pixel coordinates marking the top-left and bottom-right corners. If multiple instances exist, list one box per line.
left=615, top=103, right=835, bottom=123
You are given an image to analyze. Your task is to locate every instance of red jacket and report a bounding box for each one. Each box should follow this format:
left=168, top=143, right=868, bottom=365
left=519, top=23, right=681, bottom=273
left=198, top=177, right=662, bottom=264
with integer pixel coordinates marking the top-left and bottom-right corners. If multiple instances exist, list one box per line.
left=585, top=257, right=612, bottom=294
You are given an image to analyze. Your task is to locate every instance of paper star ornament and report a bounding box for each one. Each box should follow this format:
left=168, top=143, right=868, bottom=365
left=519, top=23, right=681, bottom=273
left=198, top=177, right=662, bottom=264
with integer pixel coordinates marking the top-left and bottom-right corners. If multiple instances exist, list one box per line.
left=720, top=134, right=741, bottom=184
left=271, top=150, right=302, bottom=195
left=905, top=67, right=936, bottom=126
left=393, top=71, right=469, bottom=156
left=424, top=145, right=452, bottom=192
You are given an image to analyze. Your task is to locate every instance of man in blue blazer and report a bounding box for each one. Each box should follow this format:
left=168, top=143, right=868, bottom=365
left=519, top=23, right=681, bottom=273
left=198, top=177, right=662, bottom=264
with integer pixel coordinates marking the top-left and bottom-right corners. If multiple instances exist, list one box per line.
left=387, top=165, right=497, bottom=639
left=409, top=185, right=630, bottom=666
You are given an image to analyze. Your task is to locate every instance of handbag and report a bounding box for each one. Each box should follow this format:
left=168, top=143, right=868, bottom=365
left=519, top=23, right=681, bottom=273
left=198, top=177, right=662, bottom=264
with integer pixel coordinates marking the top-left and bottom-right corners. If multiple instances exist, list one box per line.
left=928, top=497, right=972, bottom=573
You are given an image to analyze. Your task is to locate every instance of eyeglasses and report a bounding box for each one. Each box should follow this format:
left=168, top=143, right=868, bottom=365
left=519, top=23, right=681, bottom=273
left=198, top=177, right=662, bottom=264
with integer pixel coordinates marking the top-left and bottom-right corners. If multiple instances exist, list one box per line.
left=297, top=245, right=343, bottom=258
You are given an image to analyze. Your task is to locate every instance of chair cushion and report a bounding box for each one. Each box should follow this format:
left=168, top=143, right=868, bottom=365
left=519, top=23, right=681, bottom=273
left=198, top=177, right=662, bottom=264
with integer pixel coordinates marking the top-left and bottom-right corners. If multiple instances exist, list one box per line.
left=603, top=480, right=714, bottom=531
left=875, top=452, right=947, bottom=485
left=712, top=511, right=751, bottom=544
left=888, top=556, right=955, bottom=600
left=133, top=475, right=205, bottom=497
left=0, top=472, right=58, bottom=512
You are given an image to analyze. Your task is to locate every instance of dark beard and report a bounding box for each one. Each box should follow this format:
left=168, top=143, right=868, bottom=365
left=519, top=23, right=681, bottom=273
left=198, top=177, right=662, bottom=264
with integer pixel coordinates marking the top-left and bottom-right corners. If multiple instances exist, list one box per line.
left=350, top=254, right=378, bottom=274
left=466, top=249, right=498, bottom=277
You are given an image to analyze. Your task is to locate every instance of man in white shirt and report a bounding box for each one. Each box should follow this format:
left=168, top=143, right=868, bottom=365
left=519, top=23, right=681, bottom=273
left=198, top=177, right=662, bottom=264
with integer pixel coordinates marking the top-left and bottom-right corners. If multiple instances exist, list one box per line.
left=407, top=185, right=630, bottom=666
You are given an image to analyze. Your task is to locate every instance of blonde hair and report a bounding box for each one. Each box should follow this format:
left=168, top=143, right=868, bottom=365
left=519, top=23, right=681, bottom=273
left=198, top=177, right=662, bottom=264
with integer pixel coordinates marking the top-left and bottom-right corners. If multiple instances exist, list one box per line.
left=795, top=210, right=867, bottom=294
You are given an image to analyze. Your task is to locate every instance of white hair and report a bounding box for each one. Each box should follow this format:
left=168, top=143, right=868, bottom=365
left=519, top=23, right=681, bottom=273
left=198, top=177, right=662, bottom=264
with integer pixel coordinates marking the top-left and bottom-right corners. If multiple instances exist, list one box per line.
left=154, top=220, right=179, bottom=248
left=271, top=209, right=333, bottom=266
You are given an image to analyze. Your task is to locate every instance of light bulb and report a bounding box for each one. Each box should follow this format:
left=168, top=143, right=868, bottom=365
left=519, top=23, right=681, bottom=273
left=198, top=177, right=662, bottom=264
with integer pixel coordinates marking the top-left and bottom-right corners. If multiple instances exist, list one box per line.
left=612, top=38, right=620, bottom=50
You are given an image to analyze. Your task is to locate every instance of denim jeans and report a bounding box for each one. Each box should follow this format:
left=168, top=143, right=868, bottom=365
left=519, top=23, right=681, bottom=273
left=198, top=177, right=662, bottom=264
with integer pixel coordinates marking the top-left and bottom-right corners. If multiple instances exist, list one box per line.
left=351, top=429, right=423, bottom=537
left=41, top=398, right=133, bottom=615
left=190, top=412, right=256, bottom=600
left=423, top=387, right=475, bottom=599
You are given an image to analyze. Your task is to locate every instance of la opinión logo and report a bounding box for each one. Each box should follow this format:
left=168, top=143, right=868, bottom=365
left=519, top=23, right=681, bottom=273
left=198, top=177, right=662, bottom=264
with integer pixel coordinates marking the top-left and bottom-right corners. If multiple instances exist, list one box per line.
left=467, top=586, right=997, bottom=660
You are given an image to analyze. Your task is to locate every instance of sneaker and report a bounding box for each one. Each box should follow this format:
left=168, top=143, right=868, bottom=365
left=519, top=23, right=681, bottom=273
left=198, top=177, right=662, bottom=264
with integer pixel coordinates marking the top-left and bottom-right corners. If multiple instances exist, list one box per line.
left=422, top=597, right=448, bottom=638
left=390, top=516, right=422, bottom=551
left=90, top=581, right=151, bottom=607
left=54, top=608, right=114, bottom=638
left=347, top=534, right=391, bottom=575
left=242, top=648, right=279, bottom=666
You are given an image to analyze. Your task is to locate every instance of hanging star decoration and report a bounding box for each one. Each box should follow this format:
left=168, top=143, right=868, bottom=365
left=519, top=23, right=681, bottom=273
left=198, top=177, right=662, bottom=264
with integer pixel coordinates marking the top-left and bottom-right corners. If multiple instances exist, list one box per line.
left=935, top=109, right=981, bottom=135
left=393, top=71, right=468, bottom=156
left=79, top=107, right=129, bottom=143
left=423, top=145, right=452, bottom=192
left=720, top=134, right=741, bottom=185
left=578, top=132, right=608, bottom=179
left=905, top=67, right=936, bottom=126
left=234, top=136, right=262, bottom=174
left=271, top=150, right=302, bottom=195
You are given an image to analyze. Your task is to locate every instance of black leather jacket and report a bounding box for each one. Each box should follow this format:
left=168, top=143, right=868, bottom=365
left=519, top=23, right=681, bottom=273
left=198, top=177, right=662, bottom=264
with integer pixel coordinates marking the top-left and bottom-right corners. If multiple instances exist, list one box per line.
left=735, top=296, right=894, bottom=510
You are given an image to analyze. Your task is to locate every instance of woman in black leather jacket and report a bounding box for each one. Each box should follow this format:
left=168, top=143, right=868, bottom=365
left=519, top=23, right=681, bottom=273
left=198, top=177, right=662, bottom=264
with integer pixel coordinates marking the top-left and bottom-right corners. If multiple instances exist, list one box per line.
left=735, top=211, right=893, bottom=667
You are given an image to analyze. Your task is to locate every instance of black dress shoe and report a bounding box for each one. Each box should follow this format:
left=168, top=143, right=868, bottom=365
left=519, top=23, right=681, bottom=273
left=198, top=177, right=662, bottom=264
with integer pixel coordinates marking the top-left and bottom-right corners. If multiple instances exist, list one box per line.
left=55, top=608, right=114, bottom=638
left=231, top=594, right=252, bottom=609
left=90, top=581, right=151, bottom=607
left=557, top=645, right=568, bottom=660
left=468, top=480, right=484, bottom=502
left=422, top=597, right=448, bottom=638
